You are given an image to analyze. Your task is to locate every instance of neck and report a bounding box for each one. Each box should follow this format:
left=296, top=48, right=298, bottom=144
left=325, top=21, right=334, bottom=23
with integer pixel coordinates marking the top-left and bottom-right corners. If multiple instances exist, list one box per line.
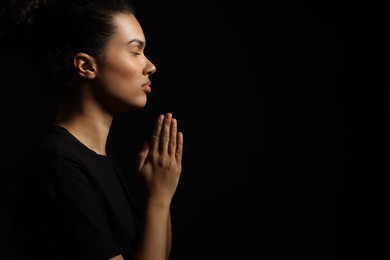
left=54, top=100, right=114, bottom=157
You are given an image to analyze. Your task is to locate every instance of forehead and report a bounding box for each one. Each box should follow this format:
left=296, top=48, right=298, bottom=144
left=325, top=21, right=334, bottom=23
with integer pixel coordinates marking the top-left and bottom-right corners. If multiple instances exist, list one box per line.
left=111, top=13, right=145, bottom=43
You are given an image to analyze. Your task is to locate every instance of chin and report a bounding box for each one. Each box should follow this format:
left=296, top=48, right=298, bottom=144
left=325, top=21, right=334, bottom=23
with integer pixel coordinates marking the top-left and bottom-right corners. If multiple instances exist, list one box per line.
left=120, top=100, right=148, bottom=112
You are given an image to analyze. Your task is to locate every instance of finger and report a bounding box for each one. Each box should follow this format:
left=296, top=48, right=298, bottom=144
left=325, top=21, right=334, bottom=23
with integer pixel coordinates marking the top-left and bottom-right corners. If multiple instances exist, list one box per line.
left=159, top=112, right=172, bottom=153
left=175, top=132, right=183, bottom=162
left=136, top=142, right=149, bottom=172
left=168, top=118, right=177, bottom=156
left=150, top=114, right=164, bottom=153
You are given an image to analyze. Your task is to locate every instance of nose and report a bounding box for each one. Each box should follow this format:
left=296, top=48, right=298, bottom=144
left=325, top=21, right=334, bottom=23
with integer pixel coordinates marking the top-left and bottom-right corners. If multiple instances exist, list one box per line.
left=145, top=58, right=156, bottom=76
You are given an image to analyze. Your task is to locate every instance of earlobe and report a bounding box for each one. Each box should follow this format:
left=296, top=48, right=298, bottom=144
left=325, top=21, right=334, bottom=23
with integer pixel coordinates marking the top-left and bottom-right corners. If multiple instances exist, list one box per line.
left=73, top=53, right=97, bottom=79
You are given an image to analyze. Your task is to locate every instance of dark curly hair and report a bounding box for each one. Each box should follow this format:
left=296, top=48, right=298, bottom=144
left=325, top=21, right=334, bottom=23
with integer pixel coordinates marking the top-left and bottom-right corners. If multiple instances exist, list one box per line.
left=0, top=0, right=135, bottom=100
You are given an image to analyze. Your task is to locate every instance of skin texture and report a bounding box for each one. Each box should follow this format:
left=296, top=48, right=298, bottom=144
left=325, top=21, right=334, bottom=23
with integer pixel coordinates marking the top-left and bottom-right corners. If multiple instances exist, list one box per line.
left=54, top=13, right=183, bottom=260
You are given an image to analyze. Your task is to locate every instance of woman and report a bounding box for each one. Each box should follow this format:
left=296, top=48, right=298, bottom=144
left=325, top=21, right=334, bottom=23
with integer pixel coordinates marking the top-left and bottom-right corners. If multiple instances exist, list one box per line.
left=1, top=0, right=183, bottom=259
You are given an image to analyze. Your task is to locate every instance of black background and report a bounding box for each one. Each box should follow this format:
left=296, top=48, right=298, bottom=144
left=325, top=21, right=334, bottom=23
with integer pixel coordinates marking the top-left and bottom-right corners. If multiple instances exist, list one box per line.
left=1, top=0, right=386, bottom=259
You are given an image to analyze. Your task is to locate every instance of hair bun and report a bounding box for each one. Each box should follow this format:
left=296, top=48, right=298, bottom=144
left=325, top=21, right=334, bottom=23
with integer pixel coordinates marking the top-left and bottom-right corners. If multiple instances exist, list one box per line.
left=0, top=0, right=49, bottom=51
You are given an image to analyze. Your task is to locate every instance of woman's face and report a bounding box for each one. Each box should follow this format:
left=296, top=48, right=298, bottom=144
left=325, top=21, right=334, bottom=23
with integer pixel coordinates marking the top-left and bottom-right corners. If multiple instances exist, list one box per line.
left=94, top=13, right=156, bottom=113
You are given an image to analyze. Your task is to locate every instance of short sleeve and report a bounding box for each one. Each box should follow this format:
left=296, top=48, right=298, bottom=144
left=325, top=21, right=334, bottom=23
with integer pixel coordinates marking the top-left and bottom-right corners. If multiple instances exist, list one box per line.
left=33, top=154, right=122, bottom=260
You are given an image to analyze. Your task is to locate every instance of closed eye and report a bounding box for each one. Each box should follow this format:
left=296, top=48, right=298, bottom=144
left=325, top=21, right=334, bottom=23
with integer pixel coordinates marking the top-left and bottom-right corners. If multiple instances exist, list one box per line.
left=127, top=39, right=146, bottom=57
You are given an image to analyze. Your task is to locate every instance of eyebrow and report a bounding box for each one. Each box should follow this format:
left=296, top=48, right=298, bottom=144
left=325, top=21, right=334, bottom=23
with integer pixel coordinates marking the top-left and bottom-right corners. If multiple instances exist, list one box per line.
left=126, top=39, right=145, bottom=48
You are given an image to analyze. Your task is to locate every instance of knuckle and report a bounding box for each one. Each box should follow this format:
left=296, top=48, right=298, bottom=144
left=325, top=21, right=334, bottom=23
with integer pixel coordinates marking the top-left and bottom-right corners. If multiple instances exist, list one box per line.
left=158, top=156, right=174, bottom=168
left=158, top=157, right=168, bottom=167
left=148, top=151, right=160, bottom=161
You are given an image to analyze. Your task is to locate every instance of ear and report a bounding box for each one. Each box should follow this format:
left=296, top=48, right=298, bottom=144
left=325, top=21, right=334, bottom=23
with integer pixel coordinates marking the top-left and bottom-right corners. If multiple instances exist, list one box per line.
left=73, top=53, right=98, bottom=79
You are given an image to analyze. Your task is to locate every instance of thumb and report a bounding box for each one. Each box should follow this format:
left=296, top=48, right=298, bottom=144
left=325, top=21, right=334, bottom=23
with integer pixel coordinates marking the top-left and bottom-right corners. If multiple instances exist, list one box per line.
left=136, top=142, right=149, bottom=172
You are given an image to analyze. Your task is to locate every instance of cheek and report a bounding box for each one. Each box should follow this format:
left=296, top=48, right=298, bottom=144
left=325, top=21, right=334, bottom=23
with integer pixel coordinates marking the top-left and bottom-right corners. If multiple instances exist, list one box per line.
left=96, top=58, right=146, bottom=109
left=110, top=59, right=138, bottom=81
left=101, top=59, right=140, bottom=91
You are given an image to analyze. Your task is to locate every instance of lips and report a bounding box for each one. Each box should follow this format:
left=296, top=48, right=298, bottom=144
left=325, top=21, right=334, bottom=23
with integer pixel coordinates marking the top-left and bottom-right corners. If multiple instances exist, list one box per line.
left=142, top=81, right=152, bottom=93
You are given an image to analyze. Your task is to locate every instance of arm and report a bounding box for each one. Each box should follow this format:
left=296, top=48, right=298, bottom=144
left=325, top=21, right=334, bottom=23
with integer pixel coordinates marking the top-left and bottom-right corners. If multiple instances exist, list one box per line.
left=110, top=201, right=171, bottom=260
left=111, top=113, right=182, bottom=260
left=166, top=211, right=172, bottom=258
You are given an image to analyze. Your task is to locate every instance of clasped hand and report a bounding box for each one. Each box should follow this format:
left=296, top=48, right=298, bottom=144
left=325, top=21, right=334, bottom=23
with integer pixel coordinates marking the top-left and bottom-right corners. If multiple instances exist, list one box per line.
left=136, top=113, right=184, bottom=205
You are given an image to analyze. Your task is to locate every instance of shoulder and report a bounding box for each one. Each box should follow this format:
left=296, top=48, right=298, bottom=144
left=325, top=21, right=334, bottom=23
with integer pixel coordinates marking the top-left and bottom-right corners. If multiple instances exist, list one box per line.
left=29, top=125, right=104, bottom=168
left=18, top=125, right=94, bottom=187
left=24, top=127, right=80, bottom=171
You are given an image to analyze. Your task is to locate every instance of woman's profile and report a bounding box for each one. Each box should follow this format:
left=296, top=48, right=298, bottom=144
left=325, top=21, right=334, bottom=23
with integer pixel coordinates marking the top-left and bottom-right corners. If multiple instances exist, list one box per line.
left=0, top=0, right=184, bottom=259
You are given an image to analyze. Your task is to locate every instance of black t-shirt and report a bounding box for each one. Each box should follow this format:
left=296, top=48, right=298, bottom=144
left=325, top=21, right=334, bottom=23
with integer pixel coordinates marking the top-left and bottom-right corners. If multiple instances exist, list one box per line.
left=13, top=125, right=140, bottom=260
